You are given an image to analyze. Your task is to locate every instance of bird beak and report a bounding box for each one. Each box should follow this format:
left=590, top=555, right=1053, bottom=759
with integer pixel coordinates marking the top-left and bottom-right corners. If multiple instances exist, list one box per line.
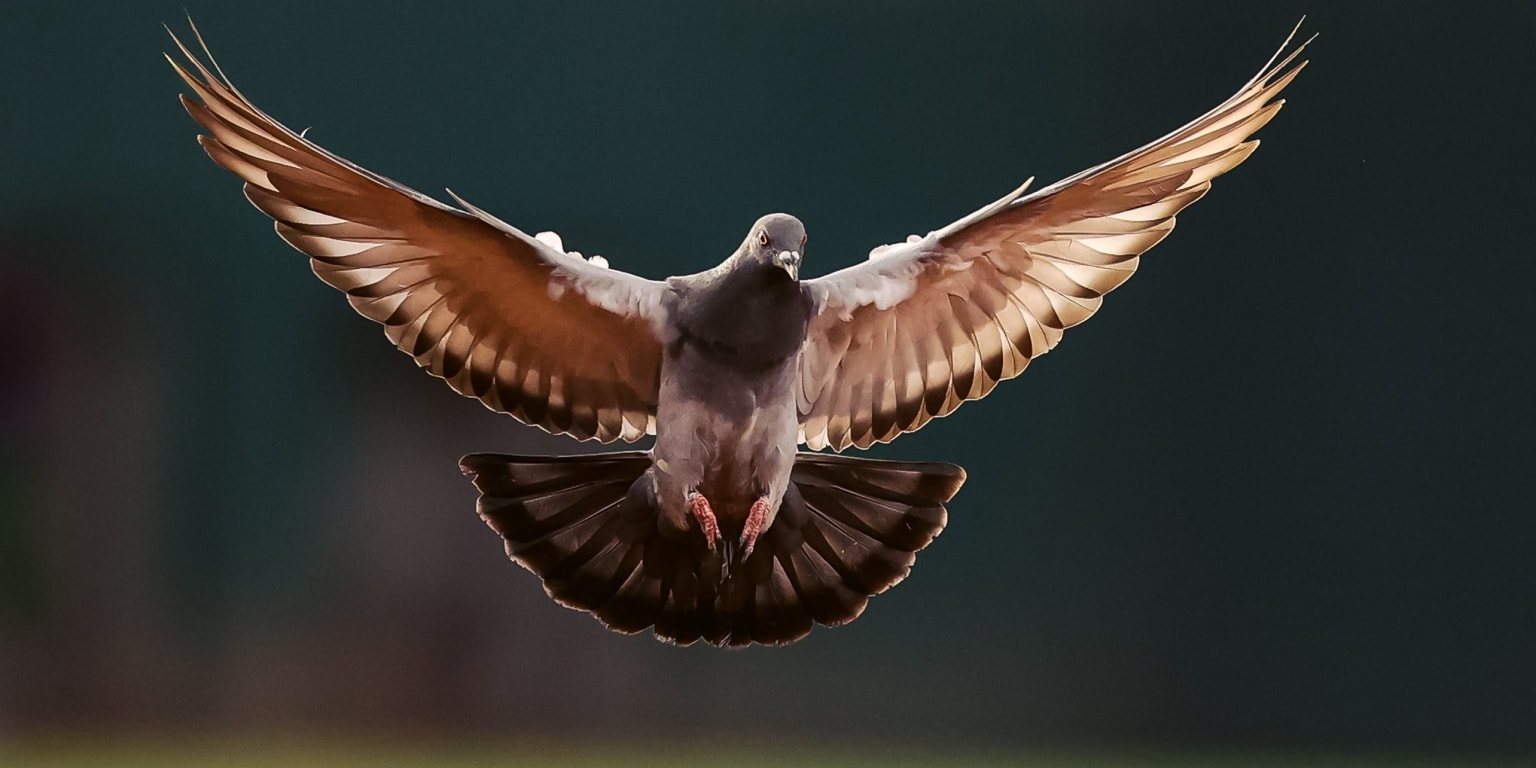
left=775, top=250, right=801, bottom=280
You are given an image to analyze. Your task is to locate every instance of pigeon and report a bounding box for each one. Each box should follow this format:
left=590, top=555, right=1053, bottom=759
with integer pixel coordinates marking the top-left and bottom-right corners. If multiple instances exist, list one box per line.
left=167, top=20, right=1310, bottom=647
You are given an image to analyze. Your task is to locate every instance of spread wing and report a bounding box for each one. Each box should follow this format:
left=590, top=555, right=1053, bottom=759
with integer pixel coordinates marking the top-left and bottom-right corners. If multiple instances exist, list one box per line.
left=798, top=25, right=1311, bottom=451
left=167, top=24, right=669, bottom=443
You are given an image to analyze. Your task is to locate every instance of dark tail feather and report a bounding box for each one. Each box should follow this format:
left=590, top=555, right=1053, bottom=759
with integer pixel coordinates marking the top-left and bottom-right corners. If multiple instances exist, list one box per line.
left=458, top=451, right=676, bottom=637
left=459, top=451, right=965, bottom=647
left=755, top=453, right=965, bottom=638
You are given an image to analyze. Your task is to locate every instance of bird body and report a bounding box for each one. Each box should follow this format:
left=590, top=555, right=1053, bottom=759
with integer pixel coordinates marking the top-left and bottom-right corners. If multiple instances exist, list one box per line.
left=656, top=215, right=814, bottom=549
left=168, top=20, right=1311, bottom=646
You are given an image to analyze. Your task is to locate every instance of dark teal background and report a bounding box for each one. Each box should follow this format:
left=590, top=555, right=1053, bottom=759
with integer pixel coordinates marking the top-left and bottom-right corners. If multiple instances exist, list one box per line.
left=2, top=0, right=1532, bottom=757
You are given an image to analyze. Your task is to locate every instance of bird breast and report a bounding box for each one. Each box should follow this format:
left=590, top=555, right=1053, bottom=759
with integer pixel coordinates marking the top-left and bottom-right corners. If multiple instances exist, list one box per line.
left=671, top=272, right=812, bottom=373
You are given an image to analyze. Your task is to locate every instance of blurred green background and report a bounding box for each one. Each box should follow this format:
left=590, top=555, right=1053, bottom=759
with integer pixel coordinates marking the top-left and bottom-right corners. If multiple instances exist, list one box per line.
left=2, top=1, right=1533, bottom=765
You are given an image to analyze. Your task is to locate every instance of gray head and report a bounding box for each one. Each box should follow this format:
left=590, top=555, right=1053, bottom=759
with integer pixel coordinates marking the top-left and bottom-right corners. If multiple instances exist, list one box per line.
left=739, top=213, right=807, bottom=281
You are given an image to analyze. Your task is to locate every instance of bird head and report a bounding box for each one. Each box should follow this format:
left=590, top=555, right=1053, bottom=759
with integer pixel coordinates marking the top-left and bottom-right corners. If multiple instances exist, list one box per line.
left=741, top=213, right=806, bottom=281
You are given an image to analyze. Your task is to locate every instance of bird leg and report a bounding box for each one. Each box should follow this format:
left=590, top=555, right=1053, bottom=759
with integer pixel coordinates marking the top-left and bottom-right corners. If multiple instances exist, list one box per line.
left=740, top=496, right=771, bottom=558
left=687, top=491, right=720, bottom=550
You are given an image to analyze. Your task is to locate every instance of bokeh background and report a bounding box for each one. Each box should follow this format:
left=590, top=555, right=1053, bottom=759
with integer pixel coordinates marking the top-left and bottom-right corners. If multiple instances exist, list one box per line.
left=3, top=1, right=1533, bottom=765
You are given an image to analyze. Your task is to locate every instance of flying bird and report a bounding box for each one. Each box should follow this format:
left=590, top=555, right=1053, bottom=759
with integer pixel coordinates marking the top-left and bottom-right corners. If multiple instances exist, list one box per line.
left=168, top=21, right=1310, bottom=647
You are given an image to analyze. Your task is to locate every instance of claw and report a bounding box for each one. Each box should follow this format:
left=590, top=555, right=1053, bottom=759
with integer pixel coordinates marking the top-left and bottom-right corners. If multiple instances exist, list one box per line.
left=740, top=496, right=771, bottom=557
left=688, top=491, right=720, bottom=550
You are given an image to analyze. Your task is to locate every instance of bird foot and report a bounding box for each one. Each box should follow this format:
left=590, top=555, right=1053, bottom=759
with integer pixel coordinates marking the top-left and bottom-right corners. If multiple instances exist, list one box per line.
left=687, top=491, right=720, bottom=550
left=740, top=496, right=771, bottom=557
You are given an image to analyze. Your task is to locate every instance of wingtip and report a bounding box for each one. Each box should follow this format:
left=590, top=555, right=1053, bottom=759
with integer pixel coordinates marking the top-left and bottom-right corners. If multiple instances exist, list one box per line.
left=184, top=12, right=207, bottom=51
left=1280, top=15, right=1308, bottom=54
left=1250, top=17, right=1315, bottom=86
left=163, top=14, right=242, bottom=95
left=163, top=11, right=199, bottom=60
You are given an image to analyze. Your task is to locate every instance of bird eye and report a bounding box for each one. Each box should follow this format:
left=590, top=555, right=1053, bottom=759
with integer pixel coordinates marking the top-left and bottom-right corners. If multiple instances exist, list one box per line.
left=758, top=232, right=769, bottom=247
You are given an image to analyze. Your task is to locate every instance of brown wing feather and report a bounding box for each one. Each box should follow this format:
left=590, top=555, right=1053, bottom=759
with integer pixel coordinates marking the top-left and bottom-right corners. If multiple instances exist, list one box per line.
left=168, top=24, right=667, bottom=443
left=800, top=25, right=1312, bottom=451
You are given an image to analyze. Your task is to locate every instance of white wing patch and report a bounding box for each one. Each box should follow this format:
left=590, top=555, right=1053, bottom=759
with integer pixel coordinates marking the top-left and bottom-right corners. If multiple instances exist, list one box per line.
left=534, top=230, right=565, bottom=252
left=537, top=229, right=611, bottom=268
left=868, top=234, right=924, bottom=261
left=527, top=230, right=667, bottom=339
left=814, top=235, right=946, bottom=320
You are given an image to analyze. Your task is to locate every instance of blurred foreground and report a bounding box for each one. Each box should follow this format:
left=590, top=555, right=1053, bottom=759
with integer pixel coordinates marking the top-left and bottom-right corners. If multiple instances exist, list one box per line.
left=5, top=738, right=1534, bottom=768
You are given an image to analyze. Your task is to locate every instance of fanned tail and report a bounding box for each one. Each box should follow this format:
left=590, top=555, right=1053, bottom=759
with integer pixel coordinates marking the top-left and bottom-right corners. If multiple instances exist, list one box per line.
left=460, top=451, right=965, bottom=647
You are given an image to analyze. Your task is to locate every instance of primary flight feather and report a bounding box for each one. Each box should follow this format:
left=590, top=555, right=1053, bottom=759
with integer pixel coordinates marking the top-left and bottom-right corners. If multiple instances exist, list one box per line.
left=168, top=20, right=1310, bottom=646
